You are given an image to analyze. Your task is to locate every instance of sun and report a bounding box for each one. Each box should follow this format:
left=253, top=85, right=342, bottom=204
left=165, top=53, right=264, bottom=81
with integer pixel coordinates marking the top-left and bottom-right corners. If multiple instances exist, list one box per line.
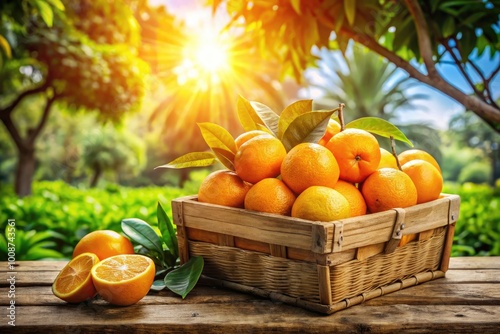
left=174, top=30, right=231, bottom=88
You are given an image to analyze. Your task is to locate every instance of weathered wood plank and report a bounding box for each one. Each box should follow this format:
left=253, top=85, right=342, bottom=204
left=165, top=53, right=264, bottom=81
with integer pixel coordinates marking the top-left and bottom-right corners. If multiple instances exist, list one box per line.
left=0, top=261, right=66, bottom=272
left=449, top=257, right=500, bottom=269
left=178, top=198, right=326, bottom=252
left=1, top=304, right=499, bottom=334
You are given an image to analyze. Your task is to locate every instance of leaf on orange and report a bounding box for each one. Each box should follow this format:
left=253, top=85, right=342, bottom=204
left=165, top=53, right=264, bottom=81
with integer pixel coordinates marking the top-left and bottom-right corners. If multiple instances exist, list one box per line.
left=281, top=109, right=337, bottom=151
left=212, top=147, right=235, bottom=171
left=198, top=122, right=237, bottom=153
left=346, top=117, right=414, bottom=147
left=237, top=95, right=279, bottom=136
left=277, top=99, right=313, bottom=139
left=155, top=152, right=218, bottom=169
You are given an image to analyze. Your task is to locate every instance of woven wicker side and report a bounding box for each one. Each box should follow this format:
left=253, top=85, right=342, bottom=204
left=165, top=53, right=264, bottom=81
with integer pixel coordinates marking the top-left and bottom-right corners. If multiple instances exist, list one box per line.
left=330, top=226, right=446, bottom=304
left=189, top=240, right=322, bottom=303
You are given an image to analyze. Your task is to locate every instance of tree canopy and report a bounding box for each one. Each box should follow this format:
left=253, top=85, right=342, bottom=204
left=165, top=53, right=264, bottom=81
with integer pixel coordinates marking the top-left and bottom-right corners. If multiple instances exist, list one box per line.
left=213, top=0, right=500, bottom=131
left=0, top=0, right=148, bottom=196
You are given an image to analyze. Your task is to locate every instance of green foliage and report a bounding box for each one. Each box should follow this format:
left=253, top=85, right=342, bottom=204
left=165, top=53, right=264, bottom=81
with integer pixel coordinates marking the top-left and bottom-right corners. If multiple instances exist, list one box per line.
left=1, top=179, right=499, bottom=260
left=441, top=144, right=484, bottom=182
left=0, top=178, right=203, bottom=260
left=445, top=183, right=500, bottom=256
left=458, top=162, right=492, bottom=184
left=121, top=203, right=203, bottom=298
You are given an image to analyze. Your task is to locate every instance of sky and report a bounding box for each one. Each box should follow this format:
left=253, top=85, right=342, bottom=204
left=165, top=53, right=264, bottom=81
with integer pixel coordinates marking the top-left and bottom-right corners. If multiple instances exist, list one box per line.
left=149, top=0, right=500, bottom=130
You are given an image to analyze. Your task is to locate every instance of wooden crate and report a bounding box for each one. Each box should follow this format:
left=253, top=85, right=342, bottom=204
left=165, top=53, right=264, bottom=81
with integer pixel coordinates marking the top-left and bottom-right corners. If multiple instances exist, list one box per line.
left=172, top=194, right=460, bottom=314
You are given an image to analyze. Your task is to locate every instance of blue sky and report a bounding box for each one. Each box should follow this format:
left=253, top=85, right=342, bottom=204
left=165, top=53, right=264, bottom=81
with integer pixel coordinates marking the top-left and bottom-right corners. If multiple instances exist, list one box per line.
left=150, top=0, right=499, bottom=130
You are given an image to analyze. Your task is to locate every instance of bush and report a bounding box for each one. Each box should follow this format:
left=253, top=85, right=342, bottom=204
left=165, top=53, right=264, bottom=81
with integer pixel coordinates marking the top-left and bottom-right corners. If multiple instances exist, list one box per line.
left=1, top=176, right=498, bottom=260
left=457, top=161, right=491, bottom=184
left=444, top=182, right=500, bottom=256
left=0, top=173, right=206, bottom=260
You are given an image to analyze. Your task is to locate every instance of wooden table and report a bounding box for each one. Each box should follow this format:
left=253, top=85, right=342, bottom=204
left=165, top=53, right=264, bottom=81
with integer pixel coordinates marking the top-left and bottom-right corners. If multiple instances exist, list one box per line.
left=1, top=257, right=499, bottom=333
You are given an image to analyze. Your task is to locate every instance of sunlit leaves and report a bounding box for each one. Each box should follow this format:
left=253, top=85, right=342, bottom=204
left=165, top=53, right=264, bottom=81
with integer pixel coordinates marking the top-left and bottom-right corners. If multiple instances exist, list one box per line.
left=198, top=122, right=237, bottom=170
left=278, top=99, right=313, bottom=139
left=346, top=117, right=413, bottom=147
left=155, top=152, right=218, bottom=169
left=281, top=109, right=337, bottom=151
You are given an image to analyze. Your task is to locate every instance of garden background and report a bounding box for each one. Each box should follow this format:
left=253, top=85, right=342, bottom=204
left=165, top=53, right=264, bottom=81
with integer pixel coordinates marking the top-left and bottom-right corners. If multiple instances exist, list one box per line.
left=1, top=0, right=499, bottom=261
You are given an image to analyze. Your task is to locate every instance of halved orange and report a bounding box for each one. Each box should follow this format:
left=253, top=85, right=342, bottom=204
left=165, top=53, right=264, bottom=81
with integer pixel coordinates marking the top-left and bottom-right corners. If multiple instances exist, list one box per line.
left=91, top=254, right=155, bottom=306
left=52, top=252, right=100, bottom=303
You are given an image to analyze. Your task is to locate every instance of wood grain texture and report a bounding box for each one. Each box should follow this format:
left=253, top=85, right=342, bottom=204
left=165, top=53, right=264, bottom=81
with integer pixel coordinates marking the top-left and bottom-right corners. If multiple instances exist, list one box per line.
left=0, top=257, right=499, bottom=333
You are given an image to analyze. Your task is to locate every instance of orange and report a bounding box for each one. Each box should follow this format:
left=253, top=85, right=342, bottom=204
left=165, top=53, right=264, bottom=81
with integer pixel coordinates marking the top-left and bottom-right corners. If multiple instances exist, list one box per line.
left=234, top=135, right=287, bottom=184
left=326, top=128, right=381, bottom=183
left=398, top=149, right=441, bottom=174
left=291, top=186, right=351, bottom=222
left=402, top=159, right=443, bottom=204
left=52, top=252, right=99, bottom=303
left=318, top=119, right=341, bottom=146
left=73, top=230, right=135, bottom=260
left=235, top=130, right=271, bottom=149
left=280, top=143, right=340, bottom=194
left=198, top=170, right=251, bottom=207
left=378, top=148, right=398, bottom=169
left=361, top=168, right=417, bottom=213
left=91, top=254, right=155, bottom=306
left=244, top=178, right=296, bottom=216
left=333, top=180, right=367, bottom=217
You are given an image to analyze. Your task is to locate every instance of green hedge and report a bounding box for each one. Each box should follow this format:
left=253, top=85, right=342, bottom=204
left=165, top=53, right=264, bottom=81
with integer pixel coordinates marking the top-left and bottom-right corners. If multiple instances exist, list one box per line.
left=444, top=183, right=500, bottom=256
left=1, top=179, right=498, bottom=260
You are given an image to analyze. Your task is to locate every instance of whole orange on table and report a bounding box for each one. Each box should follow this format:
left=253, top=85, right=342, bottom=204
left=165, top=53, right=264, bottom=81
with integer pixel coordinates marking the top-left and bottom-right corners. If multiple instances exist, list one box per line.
left=73, top=230, right=135, bottom=260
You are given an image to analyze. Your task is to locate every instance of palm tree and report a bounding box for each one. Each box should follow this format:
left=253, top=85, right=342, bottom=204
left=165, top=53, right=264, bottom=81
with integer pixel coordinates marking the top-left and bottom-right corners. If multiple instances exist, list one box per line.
left=309, top=44, right=441, bottom=160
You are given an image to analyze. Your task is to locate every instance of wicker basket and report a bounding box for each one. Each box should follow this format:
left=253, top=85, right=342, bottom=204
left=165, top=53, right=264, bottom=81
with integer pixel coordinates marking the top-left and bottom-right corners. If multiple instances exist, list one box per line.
left=172, top=194, right=460, bottom=314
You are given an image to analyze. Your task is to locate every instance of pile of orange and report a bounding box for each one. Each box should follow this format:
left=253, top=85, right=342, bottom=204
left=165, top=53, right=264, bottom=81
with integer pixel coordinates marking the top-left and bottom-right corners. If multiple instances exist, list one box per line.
left=198, top=121, right=443, bottom=222
left=52, top=230, right=155, bottom=306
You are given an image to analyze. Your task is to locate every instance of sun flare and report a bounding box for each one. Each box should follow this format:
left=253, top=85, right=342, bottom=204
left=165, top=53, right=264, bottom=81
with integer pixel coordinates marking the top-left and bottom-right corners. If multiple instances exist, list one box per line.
left=174, top=31, right=231, bottom=88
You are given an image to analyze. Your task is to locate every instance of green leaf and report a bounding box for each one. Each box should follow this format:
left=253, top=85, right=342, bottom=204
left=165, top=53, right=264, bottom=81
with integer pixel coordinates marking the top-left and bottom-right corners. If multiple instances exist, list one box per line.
left=164, top=256, right=204, bottom=299
left=0, top=35, right=12, bottom=58
left=278, top=99, right=313, bottom=139
left=211, top=147, right=235, bottom=170
left=157, top=202, right=178, bottom=258
left=34, top=0, right=54, bottom=27
left=45, top=0, right=65, bottom=11
left=198, top=122, right=237, bottom=154
left=442, top=16, right=455, bottom=38
left=237, top=95, right=264, bottom=132
left=150, top=279, right=167, bottom=291
left=281, top=109, right=337, bottom=151
left=345, top=117, right=413, bottom=147
left=121, top=218, right=164, bottom=255
left=250, top=101, right=280, bottom=137
left=344, top=0, right=356, bottom=26
left=155, top=152, right=217, bottom=169
left=24, top=247, right=64, bottom=260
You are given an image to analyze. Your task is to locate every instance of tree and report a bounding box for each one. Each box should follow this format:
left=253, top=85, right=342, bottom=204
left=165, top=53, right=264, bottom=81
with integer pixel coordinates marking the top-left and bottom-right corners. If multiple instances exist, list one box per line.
left=213, top=0, right=500, bottom=132
left=448, top=110, right=500, bottom=184
left=0, top=0, right=148, bottom=196
left=81, top=125, right=145, bottom=188
left=310, top=44, right=441, bottom=160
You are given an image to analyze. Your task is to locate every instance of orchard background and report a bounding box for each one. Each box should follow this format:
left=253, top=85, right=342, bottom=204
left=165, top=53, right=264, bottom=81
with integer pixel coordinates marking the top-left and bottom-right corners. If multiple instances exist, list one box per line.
left=1, top=0, right=499, bottom=260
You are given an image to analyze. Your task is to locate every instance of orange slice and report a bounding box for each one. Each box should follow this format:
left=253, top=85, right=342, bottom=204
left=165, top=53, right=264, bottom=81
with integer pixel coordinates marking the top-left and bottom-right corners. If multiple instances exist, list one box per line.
left=52, top=252, right=99, bottom=303
left=91, top=254, right=155, bottom=306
